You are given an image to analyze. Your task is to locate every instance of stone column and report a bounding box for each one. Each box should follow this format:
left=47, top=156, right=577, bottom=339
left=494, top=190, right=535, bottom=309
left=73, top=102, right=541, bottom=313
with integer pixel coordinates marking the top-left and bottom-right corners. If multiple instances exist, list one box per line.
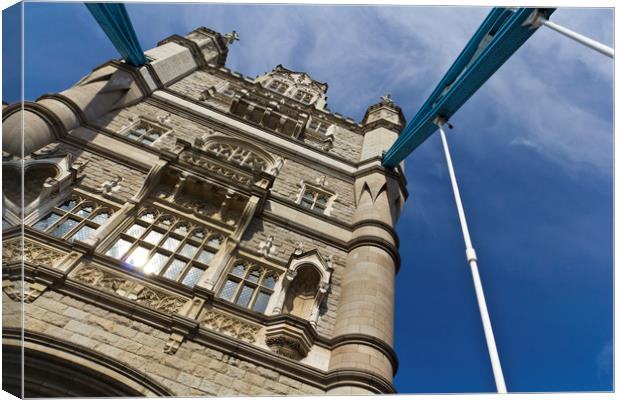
left=328, top=95, right=406, bottom=393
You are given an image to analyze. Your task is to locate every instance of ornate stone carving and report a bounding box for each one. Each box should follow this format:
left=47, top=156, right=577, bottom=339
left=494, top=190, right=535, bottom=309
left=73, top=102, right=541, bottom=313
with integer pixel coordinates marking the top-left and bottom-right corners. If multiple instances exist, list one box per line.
left=2, top=280, right=46, bottom=303
left=269, top=157, right=285, bottom=176
left=2, top=239, right=65, bottom=268
left=3, top=154, right=78, bottom=221
left=265, top=335, right=307, bottom=360
left=223, top=30, right=240, bottom=46
left=96, top=175, right=123, bottom=196
left=71, top=265, right=186, bottom=314
left=258, top=235, right=278, bottom=258
left=293, top=241, right=305, bottom=255
left=380, top=93, right=394, bottom=105
left=201, top=309, right=259, bottom=343
left=179, top=151, right=254, bottom=186
left=264, top=320, right=314, bottom=360
left=164, top=332, right=185, bottom=355
left=204, top=142, right=268, bottom=173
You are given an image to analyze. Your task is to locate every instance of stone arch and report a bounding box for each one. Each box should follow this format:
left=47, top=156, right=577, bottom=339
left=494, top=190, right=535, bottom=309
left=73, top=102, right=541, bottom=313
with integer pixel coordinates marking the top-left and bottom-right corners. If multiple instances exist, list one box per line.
left=267, top=249, right=333, bottom=327
left=201, top=135, right=277, bottom=173
left=3, top=329, right=173, bottom=397
left=282, top=263, right=322, bottom=320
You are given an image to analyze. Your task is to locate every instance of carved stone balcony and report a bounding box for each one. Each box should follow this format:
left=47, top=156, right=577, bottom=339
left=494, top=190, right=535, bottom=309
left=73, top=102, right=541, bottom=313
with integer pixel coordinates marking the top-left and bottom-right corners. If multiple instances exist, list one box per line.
left=264, top=314, right=316, bottom=361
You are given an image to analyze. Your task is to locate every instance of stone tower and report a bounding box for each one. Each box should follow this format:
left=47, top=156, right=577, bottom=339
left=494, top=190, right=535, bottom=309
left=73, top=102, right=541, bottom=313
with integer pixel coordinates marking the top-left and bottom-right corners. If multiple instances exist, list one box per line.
left=2, top=26, right=407, bottom=396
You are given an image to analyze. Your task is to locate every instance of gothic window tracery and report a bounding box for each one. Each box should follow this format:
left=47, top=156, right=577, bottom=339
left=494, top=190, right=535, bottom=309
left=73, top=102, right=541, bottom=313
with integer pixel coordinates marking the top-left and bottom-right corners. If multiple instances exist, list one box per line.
left=104, top=207, right=224, bottom=288
left=31, top=195, right=114, bottom=242
left=201, top=138, right=277, bottom=174
left=205, top=143, right=267, bottom=171
left=218, top=260, right=279, bottom=314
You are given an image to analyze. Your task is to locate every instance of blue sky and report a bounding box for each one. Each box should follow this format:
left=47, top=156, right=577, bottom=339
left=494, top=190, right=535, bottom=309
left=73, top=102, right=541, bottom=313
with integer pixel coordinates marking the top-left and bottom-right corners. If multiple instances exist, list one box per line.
left=2, top=2, right=614, bottom=394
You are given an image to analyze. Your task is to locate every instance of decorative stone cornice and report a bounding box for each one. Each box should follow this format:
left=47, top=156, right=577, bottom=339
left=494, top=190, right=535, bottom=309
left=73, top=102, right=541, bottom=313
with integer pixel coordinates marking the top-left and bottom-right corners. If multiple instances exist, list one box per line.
left=350, top=220, right=400, bottom=248
left=2, top=101, right=66, bottom=142
left=325, top=369, right=396, bottom=394
left=2, top=237, right=66, bottom=268
left=70, top=264, right=188, bottom=314
left=148, top=93, right=360, bottom=177
left=201, top=307, right=260, bottom=343
left=191, top=322, right=395, bottom=394
left=361, top=119, right=404, bottom=134
left=362, top=94, right=406, bottom=132
left=175, top=139, right=276, bottom=193
left=348, top=235, right=401, bottom=273
left=331, top=334, right=399, bottom=375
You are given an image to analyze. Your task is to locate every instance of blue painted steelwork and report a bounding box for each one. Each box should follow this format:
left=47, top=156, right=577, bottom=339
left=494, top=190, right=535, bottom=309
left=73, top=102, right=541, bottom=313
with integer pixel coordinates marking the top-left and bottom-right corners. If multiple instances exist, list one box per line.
left=382, top=7, right=555, bottom=168
left=85, top=3, right=147, bottom=67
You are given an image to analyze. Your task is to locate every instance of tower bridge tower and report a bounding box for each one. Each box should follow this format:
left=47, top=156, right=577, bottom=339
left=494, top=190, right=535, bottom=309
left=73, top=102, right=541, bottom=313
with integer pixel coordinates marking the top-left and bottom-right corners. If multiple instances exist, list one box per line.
left=2, top=26, right=407, bottom=396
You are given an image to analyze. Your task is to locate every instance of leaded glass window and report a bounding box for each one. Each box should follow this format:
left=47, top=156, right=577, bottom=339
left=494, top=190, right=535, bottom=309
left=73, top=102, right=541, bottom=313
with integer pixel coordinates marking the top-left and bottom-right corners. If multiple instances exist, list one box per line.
left=104, top=207, right=224, bottom=288
left=299, top=188, right=331, bottom=215
left=31, top=195, right=113, bottom=242
left=121, top=119, right=169, bottom=146
left=217, top=260, right=279, bottom=314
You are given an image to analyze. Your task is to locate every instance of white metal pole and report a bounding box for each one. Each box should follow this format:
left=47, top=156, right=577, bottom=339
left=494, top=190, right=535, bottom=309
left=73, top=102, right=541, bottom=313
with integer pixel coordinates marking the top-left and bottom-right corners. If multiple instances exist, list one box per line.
left=435, top=119, right=507, bottom=393
left=539, top=17, right=614, bottom=59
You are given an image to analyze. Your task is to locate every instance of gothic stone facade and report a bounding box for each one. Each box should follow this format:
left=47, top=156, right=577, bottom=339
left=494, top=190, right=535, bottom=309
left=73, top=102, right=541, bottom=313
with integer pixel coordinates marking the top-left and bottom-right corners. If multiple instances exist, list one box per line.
left=2, top=27, right=407, bottom=396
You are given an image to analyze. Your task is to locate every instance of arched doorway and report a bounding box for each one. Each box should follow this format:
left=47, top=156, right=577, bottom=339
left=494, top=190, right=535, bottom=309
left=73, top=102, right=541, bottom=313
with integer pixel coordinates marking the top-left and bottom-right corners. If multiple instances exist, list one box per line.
left=3, top=330, right=172, bottom=397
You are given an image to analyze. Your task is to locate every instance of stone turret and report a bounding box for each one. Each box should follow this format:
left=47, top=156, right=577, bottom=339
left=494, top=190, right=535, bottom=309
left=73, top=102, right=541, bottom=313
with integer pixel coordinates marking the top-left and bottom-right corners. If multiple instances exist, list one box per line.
left=2, top=27, right=237, bottom=157
left=327, top=95, right=407, bottom=394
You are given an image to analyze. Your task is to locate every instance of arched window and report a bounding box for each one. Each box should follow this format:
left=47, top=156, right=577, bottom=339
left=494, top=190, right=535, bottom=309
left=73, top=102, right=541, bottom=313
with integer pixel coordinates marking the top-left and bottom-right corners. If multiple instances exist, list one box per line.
left=200, top=136, right=277, bottom=173
left=104, top=207, right=224, bottom=288
left=31, top=195, right=113, bottom=242
left=218, top=260, right=279, bottom=314
left=282, top=265, right=321, bottom=320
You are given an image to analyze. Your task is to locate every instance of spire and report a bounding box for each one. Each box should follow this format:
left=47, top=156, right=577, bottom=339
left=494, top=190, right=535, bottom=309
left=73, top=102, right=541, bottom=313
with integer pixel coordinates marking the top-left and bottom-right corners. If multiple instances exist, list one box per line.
left=362, top=94, right=406, bottom=132
left=223, top=30, right=240, bottom=46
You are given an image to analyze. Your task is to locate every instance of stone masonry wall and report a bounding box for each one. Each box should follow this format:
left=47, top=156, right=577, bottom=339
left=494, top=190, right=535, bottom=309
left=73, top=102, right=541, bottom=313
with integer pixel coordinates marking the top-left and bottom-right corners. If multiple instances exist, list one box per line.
left=271, top=159, right=356, bottom=224
left=35, top=142, right=146, bottom=203
left=167, top=69, right=365, bottom=164
left=241, top=218, right=347, bottom=338
left=93, top=100, right=357, bottom=224
left=7, top=290, right=324, bottom=396
left=92, top=101, right=221, bottom=148
left=168, top=69, right=229, bottom=101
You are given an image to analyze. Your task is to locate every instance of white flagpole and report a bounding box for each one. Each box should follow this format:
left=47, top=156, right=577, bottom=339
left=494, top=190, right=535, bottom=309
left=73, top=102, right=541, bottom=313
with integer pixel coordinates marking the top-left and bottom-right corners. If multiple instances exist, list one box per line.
left=434, top=117, right=507, bottom=393
left=521, top=9, right=614, bottom=59
left=539, top=17, right=614, bottom=59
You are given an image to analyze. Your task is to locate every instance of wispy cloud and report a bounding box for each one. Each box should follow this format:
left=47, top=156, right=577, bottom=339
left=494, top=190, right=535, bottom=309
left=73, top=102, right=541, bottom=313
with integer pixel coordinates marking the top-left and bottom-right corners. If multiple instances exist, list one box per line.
left=130, top=5, right=612, bottom=175
left=596, top=341, right=612, bottom=376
